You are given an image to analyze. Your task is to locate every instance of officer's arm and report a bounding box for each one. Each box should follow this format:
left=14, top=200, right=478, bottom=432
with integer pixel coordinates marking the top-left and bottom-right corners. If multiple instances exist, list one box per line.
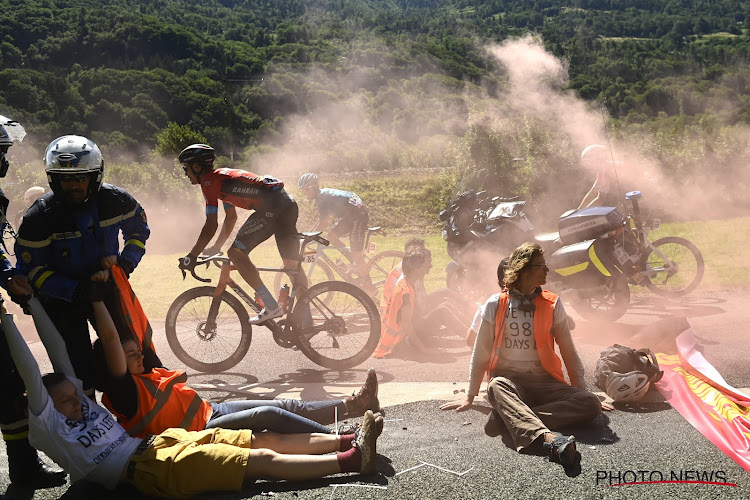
left=118, top=202, right=150, bottom=272
left=15, top=224, right=79, bottom=302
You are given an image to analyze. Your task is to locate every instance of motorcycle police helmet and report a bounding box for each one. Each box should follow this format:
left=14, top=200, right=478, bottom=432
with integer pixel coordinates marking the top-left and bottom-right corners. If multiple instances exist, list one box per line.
left=179, top=144, right=215, bottom=169
left=44, top=135, right=104, bottom=196
left=580, top=144, right=608, bottom=163
left=298, top=172, right=318, bottom=189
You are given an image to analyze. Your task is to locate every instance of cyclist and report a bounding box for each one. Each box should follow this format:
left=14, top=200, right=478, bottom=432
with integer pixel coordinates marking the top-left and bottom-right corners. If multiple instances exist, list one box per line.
left=178, top=144, right=305, bottom=324
left=297, top=173, right=374, bottom=294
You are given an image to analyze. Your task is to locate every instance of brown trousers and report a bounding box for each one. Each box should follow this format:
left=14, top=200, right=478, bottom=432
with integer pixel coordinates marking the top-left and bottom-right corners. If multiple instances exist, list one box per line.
left=486, top=372, right=601, bottom=451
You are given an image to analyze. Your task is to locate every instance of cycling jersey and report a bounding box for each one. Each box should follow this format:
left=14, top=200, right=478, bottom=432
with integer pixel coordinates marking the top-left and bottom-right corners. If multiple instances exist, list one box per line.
left=315, top=188, right=365, bottom=220
left=200, top=168, right=284, bottom=215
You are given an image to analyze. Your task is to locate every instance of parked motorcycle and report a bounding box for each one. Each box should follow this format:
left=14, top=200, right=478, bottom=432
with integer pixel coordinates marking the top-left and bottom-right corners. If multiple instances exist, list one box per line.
left=439, top=170, right=535, bottom=299
left=440, top=175, right=705, bottom=321
left=544, top=190, right=704, bottom=321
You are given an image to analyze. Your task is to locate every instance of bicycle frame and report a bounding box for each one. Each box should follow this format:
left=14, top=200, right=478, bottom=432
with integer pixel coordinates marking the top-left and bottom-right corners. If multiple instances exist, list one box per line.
left=196, top=233, right=335, bottom=347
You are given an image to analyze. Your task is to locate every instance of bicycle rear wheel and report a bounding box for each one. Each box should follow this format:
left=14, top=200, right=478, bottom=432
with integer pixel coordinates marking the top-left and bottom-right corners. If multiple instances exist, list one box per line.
left=292, top=281, right=380, bottom=370
left=165, top=287, right=252, bottom=373
left=367, top=250, right=404, bottom=297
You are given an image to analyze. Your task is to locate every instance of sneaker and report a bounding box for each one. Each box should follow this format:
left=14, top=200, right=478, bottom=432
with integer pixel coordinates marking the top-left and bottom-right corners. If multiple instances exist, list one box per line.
left=354, top=410, right=378, bottom=475
left=345, top=368, right=380, bottom=415
left=248, top=305, right=285, bottom=325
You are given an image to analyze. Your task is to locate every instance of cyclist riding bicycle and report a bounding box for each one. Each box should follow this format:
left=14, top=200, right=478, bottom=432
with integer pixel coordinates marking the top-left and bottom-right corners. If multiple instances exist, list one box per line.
left=298, top=173, right=374, bottom=294
left=179, top=144, right=306, bottom=324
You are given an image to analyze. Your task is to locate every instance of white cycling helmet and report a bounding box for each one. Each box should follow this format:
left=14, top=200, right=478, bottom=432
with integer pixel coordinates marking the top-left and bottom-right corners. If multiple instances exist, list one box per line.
left=605, top=371, right=651, bottom=402
left=298, top=172, right=319, bottom=189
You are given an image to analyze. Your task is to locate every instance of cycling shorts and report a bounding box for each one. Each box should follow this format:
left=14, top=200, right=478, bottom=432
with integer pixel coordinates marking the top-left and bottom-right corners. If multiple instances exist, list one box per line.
left=231, top=190, right=300, bottom=260
left=329, top=208, right=368, bottom=252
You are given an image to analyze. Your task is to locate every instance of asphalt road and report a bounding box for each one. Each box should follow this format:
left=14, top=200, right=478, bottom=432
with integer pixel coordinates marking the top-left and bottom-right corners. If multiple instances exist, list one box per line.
left=2, top=289, right=749, bottom=499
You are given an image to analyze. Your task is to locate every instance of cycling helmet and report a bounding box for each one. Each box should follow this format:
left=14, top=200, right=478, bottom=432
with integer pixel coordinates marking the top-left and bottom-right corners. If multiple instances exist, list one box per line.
left=44, top=135, right=104, bottom=196
left=298, top=172, right=319, bottom=189
left=580, top=144, right=608, bottom=163
left=605, top=371, right=651, bottom=402
left=179, top=144, right=215, bottom=169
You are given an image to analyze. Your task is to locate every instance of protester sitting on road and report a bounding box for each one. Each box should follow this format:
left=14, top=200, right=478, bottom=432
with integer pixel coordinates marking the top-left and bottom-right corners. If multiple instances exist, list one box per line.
left=3, top=283, right=384, bottom=499
left=374, top=250, right=431, bottom=358
left=298, top=173, right=375, bottom=294
left=380, top=237, right=425, bottom=313
left=441, top=242, right=607, bottom=473
left=91, top=276, right=380, bottom=438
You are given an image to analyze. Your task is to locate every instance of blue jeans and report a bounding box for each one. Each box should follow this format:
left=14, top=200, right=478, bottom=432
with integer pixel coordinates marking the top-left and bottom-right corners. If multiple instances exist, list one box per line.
left=205, top=399, right=346, bottom=434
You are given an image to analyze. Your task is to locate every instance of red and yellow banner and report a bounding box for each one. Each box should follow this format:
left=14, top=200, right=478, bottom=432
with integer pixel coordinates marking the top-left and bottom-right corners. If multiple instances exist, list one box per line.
left=654, top=324, right=750, bottom=474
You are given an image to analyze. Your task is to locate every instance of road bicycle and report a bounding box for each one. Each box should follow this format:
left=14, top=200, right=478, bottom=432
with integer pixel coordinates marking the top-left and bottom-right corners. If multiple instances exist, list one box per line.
left=165, top=232, right=381, bottom=373
left=273, top=226, right=403, bottom=300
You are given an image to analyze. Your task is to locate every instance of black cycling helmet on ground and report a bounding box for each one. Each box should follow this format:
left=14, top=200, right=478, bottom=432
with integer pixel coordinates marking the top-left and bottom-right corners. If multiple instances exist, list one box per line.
left=179, top=144, right=215, bottom=170
left=44, top=135, right=104, bottom=196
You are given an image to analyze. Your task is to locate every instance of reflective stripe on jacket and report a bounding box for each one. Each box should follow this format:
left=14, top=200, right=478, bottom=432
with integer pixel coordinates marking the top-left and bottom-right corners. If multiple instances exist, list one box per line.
left=373, top=276, right=415, bottom=358
left=488, top=290, right=568, bottom=384
left=104, top=368, right=212, bottom=438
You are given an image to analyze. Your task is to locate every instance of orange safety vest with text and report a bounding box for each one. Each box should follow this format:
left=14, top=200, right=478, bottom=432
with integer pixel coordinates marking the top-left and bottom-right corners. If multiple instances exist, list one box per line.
left=487, top=290, right=568, bottom=384
left=110, top=265, right=155, bottom=351
left=103, top=368, right=212, bottom=438
left=373, top=276, right=415, bottom=358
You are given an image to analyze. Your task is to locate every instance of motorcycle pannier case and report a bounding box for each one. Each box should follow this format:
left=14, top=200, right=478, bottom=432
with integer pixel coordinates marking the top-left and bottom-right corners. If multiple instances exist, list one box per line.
left=558, top=207, right=625, bottom=245
left=547, top=239, right=621, bottom=288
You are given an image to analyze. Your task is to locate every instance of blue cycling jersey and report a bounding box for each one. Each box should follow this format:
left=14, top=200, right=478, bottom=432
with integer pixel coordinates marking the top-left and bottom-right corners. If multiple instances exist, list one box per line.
left=315, top=188, right=365, bottom=220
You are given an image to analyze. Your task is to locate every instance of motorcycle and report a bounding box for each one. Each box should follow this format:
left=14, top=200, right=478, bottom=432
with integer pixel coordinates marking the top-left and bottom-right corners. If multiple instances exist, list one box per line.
left=439, top=169, right=535, bottom=299
left=441, top=175, right=705, bottom=321
left=545, top=190, right=704, bottom=321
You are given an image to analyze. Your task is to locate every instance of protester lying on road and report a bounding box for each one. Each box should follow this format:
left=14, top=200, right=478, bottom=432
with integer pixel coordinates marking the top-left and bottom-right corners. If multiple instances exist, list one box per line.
left=90, top=272, right=379, bottom=438
left=441, top=242, right=610, bottom=473
left=3, top=286, right=384, bottom=499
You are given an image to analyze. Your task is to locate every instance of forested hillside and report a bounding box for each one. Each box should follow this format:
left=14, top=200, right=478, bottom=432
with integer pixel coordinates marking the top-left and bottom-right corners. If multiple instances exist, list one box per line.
left=2, top=0, right=750, bottom=223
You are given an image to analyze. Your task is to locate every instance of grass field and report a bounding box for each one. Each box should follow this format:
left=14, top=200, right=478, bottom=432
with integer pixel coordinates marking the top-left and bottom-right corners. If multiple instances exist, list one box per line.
left=130, top=217, right=750, bottom=319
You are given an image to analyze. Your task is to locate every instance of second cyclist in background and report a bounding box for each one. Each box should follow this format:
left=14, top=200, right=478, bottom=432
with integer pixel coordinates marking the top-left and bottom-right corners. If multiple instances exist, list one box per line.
left=178, top=144, right=306, bottom=325
left=298, top=173, right=375, bottom=294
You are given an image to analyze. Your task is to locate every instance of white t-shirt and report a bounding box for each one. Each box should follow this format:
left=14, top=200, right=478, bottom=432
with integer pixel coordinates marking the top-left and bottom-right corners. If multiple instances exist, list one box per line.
left=474, top=292, right=568, bottom=375
left=29, top=376, right=141, bottom=490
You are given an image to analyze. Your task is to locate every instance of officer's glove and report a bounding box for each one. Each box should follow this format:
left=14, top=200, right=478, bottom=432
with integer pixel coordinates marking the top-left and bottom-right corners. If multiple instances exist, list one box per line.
left=116, top=257, right=134, bottom=277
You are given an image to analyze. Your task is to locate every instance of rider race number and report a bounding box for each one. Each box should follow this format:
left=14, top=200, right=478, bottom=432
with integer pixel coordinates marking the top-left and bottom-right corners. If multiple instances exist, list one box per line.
left=304, top=253, right=317, bottom=263
left=368, top=242, right=377, bottom=254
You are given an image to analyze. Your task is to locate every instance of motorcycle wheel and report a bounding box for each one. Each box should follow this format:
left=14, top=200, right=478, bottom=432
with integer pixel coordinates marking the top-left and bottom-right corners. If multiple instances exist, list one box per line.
left=570, top=276, right=630, bottom=322
left=642, top=236, right=704, bottom=297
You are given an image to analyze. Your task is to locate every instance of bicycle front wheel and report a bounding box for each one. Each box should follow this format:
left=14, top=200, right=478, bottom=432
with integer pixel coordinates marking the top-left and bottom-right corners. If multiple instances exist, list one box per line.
left=292, top=281, right=380, bottom=370
left=367, top=250, right=404, bottom=296
left=643, top=236, right=704, bottom=297
left=165, top=287, right=252, bottom=373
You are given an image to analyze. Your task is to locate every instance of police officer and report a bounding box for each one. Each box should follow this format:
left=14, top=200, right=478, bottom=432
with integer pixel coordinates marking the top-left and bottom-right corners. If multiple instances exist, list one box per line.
left=0, top=116, right=67, bottom=487
left=15, top=135, right=150, bottom=394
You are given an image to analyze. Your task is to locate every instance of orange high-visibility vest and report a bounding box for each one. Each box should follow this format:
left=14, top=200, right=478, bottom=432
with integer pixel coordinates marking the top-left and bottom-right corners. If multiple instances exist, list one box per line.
left=380, top=266, right=402, bottom=313
left=103, top=368, right=212, bottom=438
left=373, top=277, right=415, bottom=358
left=487, top=290, right=568, bottom=384
left=110, top=265, right=155, bottom=351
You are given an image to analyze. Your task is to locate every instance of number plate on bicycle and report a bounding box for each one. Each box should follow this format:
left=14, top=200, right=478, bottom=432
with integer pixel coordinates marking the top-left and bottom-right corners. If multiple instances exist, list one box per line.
left=368, top=242, right=377, bottom=254
left=651, top=218, right=661, bottom=231
left=613, top=245, right=630, bottom=265
left=304, top=253, right=317, bottom=263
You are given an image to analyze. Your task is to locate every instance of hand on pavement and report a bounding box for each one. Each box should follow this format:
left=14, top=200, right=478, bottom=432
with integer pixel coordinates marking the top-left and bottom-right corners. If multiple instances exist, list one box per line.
left=439, top=394, right=474, bottom=412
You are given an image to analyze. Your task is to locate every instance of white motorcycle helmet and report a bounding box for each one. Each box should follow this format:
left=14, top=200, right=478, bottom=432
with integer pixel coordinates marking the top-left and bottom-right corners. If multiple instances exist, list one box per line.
left=605, top=371, right=651, bottom=402
left=44, top=135, right=104, bottom=197
left=580, top=144, right=608, bottom=163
